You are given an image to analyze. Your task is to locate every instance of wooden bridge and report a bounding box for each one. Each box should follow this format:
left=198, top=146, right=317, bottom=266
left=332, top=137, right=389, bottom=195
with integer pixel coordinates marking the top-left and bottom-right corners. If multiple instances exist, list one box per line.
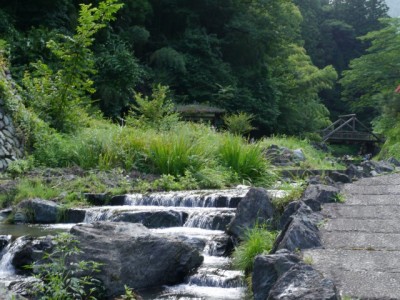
left=321, top=114, right=381, bottom=143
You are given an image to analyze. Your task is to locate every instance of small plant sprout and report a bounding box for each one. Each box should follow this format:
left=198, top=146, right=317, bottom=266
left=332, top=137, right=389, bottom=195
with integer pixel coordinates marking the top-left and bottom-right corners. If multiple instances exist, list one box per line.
left=303, top=255, right=314, bottom=265
left=333, top=193, right=346, bottom=203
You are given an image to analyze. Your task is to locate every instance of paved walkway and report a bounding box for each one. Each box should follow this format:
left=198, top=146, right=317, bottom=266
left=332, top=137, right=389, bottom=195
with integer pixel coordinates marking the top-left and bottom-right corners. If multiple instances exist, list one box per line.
left=304, top=173, right=400, bottom=299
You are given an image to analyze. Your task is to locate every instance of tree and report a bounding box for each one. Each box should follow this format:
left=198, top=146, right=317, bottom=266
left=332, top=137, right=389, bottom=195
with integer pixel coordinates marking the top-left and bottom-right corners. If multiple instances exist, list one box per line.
left=341, top=18, right=400, bottom=156
left=21, top=0, right=123, bottom=132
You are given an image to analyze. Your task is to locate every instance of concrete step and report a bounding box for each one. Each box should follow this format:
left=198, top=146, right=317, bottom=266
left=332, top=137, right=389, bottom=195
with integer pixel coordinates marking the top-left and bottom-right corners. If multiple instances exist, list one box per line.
left=320, top=231, right=400, bottom=251
left=322, top=204, right=400, bottom=219
left=303, top=249, right=400, bottom=299
left=341, top=194, right=400, bottom=206
left=323, top=218, right=400, bottom=233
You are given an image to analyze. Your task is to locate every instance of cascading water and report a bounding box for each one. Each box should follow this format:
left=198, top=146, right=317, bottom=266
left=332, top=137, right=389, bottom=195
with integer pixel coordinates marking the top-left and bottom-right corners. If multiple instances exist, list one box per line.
left=0, top=236, right=25, bottom=277
left=0, top=188, right=251, bottom=299
left=114, top=189, right=250, bottom=300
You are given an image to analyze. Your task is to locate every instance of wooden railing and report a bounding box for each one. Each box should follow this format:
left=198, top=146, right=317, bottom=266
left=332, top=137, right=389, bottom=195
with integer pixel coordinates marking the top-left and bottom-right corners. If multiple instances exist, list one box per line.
left=321, top=114, right=381, bottom=143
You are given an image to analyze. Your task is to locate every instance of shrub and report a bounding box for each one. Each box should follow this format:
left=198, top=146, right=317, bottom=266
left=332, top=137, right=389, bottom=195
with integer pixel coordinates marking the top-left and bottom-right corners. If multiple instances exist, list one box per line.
left=28, top=233, right=104, bottom=300
left=147, top=129, right=203, bottom=176
left=126, top=84, right=180, bottom=130
left=223, top=112, right=255, bottom=136
left=7, top=157, right=35, bottom=178
left=232, top=226, right=277, bottom=274
left=219, top=135, right=274, bottom=185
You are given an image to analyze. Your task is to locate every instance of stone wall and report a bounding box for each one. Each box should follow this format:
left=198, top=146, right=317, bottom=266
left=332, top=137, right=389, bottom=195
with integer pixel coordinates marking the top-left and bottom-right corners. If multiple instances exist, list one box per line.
left=0, top=101, right=23, bottom=171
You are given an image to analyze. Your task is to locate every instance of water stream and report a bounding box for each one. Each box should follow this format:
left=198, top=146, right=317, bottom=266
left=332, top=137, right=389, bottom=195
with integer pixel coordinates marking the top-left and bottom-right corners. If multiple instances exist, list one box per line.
left=0, top=188, right=250, bottom=299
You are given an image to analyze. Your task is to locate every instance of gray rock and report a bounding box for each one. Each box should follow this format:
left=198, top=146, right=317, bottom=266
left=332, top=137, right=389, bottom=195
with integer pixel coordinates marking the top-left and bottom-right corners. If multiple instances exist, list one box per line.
left=83, top=193, right=110, bottom=206
left=3, top=116, right=10, bottom=126
left=70, top=222, right=203, bottom=297
left=346, top=164, right=364, bottom=179
left=109, top=195, right=127, bottom=205
left=301, top=184, right=339, bottom=204
left=3, top=129, right=12, bottom=139
left=63, top=208, right=86, bottom=223
left=273, top=205, right=322, bottom=252
left=0, top=235, right=11, bottom=252
left=110, top=210, right=188, bottom=228
left=7, top=276, right=40, bottom=299
left=16, top=199, right=61, bottom=223
left=292, top=149, right=306, bottom=161
left=11, top=236, right=54, bottom=274
left=279, top=201, right=309, bottom=230
left=329, top=171, right=351, bottom=183
left=376, top=161, right=395, bottom=173
left=205, top=235, right=234, bottom=256
left=387, top=157, right=400, bottom=167
left=252, top=250, right=301, bottom=300
left=267, top=263, right=339, bottom=300
left=227, top=188, right=275, bottom=238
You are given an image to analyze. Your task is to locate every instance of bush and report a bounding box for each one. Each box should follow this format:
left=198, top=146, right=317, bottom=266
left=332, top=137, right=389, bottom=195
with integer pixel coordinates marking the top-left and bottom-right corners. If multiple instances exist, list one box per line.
left=219, top=135, right=274, bottom=185
left=223, top=112, right=255, bottom=136
left=126, top=84, right=180, bottom=130
left=28, top=233, right=105, bottom=300
left=147, top=128, right=204, bottom=176
left=232, top=226, right=277, bottom=274
left=7, top=157, right=35, bottom=178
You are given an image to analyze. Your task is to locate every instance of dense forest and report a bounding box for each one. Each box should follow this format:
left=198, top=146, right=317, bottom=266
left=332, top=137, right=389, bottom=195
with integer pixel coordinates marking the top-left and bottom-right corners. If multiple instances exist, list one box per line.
left=0, top=0, right=392, bottom=136
left=0, top=0, right=399, bottom=161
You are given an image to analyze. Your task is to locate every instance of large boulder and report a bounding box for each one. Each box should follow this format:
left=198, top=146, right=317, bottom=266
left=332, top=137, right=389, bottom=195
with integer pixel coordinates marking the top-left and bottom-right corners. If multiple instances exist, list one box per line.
left=9, top=236, right=54, bottom=274
left=227, top=188, right=275, bottom=239
left=70, top=222, right=203, bottom=297
left=278, top=201, right=310, bottom=230
left=15, top=199, right=61, bottom=223
left=301, top=184, right=339, bottom=204
left=273, top=204, right=322, bottom=252
left=267, top=263, right=339, bottom=300
left=252, top=250, right=301, bottom=300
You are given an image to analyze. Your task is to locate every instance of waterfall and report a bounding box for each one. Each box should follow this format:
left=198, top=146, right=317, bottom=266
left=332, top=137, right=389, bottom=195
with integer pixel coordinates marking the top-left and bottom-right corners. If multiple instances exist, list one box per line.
left=125, top=188, right=248, bottom=208
left=0, top=236, right=27, bottom=277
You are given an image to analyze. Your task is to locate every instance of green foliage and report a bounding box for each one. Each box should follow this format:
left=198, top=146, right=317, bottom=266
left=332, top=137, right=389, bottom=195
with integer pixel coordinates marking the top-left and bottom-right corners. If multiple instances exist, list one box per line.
left=28, top=233, right=104, bottom=300
left=120, top=285, right=137, bottom=300
left=7, top=158, right=35, bottom=178
left=232, top=226, right=277, bottom=274
left=223, top=112, right=255, bottom=136
left=126, top=85, right=180, bottom=130
left=21, top=0, right=123, bottom=133
left=271, top=44, right=337, bottom=134
left=14, top=177, right=61, bottom=203
left=219, top=135, right=274, bottom=186
left=333, top=193, right=346, bottom=203
left=94, top=35, right=143, bottom=117
left=272, top=182, right=306, bottom=213
left=341, top=18, right=400, bottom=158
left=147, top=129, right=203, bottom=177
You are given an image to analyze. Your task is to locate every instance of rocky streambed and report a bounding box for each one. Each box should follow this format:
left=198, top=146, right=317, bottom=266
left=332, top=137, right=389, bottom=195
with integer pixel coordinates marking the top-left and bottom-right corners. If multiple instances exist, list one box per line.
left=0, top=187, right=256, bottom=299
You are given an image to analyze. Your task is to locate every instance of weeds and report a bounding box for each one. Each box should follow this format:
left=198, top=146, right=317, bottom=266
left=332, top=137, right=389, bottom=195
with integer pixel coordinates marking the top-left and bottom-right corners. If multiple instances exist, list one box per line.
left=333, top=193, right=346, bottom=203
left=232, top=225, right=277, bottom=274
left=219, top=135, right=274, bottom=185
left=27, top=233, right=105, bottom=299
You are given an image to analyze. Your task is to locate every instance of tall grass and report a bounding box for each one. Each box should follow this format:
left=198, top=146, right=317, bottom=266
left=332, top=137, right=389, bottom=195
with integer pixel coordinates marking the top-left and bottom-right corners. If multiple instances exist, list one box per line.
left=232, top=226, right=277, bottom=274
left=148, top=128, right=204, bottom=176
left=14, top=178, right=61, bottom=203
left=219, top=135, right=274, bottom=185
